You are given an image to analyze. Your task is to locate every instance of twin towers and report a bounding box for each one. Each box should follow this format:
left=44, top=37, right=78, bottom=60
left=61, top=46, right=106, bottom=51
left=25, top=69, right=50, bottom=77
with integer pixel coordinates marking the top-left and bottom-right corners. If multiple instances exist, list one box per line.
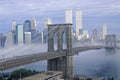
left=65, top=9, right=82, bottom=37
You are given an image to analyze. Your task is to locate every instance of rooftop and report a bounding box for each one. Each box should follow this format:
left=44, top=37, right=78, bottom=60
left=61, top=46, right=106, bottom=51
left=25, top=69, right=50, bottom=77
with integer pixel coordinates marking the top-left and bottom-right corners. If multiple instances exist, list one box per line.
left=21, top=71, right=63, bottom=80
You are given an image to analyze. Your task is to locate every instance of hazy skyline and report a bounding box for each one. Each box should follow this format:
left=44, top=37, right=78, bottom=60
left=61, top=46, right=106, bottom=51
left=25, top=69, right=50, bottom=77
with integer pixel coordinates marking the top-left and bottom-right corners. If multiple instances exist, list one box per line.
left=0, top=0, right=120, bottom=35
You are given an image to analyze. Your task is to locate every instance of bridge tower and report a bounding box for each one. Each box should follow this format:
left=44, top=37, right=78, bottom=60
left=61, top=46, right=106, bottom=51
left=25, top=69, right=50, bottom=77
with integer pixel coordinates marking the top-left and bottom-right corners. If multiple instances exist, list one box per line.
left=105, top=34, right=117, bottom=49
left=47, top=24, right=73, bottom=79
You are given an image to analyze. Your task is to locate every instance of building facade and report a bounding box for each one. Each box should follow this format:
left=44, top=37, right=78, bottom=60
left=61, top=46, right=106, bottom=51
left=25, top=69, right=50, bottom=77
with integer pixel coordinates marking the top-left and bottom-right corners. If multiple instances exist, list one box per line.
left=16, top=24, right=24, bottom=44
left=23, top=20, right=31, bottom=32
left=12, top=20, right=16, bottom=31
left=25, top=32, right=31, bottom=44
left=76, top=10, right=82, bottom=36
left=31, top=17, right=37, bottom=30
left=103, top=24, right=107, bottom=39
left=0, top=34, right=6, bottom=48
left=91, top=29, right=99, bottom=42
left=65, top=9, right=72, bottom=24
left=31, top=30, right=43, bottom=44
left=5, top=31, right=14, bottom=47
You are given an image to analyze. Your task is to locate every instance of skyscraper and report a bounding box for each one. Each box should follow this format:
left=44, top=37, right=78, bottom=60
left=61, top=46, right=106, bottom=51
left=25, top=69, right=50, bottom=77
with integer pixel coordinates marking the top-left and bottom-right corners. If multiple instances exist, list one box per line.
left=31, top=17, right=37, bottom=30
left=25, top=32, right=31, bottom=44
left=44, top=18, right=52, bottom=28
left=31, top=31, right=42, bottom=44
left=103, top=24, right=107, bottom=39
left=65, top=9, right=72, bottom=24
left=12, top=20, right=16, bottom=31
left=76, top=10, right=82, bottom=36
left=5, top=31, right=14, bottom=47
left=92, top=29, right=99, bottom=42
left=16, top=24, right=24, bottom=44
left=93, top=29, right=98, bottom=38
left=0, top=34, right=6, bottom=48
left=23, top=20, right=31, bottom=32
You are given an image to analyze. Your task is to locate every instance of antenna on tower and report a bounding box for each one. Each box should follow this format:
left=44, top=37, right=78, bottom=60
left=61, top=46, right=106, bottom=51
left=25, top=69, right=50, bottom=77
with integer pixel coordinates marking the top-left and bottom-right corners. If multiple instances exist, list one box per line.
left=77, top=0, right=81, bottom=10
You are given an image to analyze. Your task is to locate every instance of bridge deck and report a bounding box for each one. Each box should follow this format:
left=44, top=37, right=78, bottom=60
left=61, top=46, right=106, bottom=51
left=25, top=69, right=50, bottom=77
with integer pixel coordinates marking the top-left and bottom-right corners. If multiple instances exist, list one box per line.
left=0, top=51, right=66, bottom=71
left=0, top=46, right=105, bottom=71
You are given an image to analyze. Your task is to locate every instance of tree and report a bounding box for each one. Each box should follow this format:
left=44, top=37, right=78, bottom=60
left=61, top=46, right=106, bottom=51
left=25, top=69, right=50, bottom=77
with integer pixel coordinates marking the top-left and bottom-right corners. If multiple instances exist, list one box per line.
left=10, top=68, right=39, bottom=80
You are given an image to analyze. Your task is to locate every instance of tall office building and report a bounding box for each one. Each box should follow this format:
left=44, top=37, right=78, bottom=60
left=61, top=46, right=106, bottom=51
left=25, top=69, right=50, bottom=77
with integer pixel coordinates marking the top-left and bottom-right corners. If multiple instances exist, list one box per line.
left=16, top=24, right=24, bottom=44
left=103, top=24, right=107, bottom=39
left=12, top=20, right=16, bottom=31
left=44, top=18, right=52, bottom=28
left=5, top=31, right=14, bottom=47
left=23, top=20, right=31, bottom=32
left=92, top=29, right=99, bottom=42
left=0, top=34, right=6, bottom=48
left=93, top=29, right=98, bottom=38
left=31, top=17, right=37, bottom=30
left=25, top=32, right=31, bottom=44
left=65, top=9, right=72, bottom=24
left=76, top=10, right=82, bottom=36
left=31, top=30, right=43, bottom=44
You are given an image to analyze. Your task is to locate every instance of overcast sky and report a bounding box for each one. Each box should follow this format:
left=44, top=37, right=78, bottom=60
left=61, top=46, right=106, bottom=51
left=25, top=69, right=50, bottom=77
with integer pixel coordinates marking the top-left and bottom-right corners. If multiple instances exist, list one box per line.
left=0, top=0, right=120, bottom=36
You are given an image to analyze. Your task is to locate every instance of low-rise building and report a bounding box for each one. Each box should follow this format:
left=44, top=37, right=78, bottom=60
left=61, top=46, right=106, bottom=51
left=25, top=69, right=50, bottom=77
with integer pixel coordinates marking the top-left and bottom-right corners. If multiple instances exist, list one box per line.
left=21, top=71, right=63, bottom=80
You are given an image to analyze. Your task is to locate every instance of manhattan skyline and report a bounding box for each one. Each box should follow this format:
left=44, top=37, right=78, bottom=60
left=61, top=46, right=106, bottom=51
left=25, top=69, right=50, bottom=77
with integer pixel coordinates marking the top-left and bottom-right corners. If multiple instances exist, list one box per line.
left=0, top=0, right=120, bottom=36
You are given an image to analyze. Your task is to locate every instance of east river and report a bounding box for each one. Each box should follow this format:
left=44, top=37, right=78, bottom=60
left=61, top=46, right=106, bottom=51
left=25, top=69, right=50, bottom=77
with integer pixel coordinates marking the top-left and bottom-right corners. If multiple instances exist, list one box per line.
left=3, top=49, right=120, bottom=79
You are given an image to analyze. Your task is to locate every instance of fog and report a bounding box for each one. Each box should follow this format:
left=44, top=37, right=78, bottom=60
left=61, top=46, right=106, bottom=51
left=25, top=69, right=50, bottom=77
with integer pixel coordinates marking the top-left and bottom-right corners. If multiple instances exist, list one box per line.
left=0, top=44, right=47, bottom=60
left=1, top=44, right=120, bottom=79
left=74, top=49, right=119, bottom=79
